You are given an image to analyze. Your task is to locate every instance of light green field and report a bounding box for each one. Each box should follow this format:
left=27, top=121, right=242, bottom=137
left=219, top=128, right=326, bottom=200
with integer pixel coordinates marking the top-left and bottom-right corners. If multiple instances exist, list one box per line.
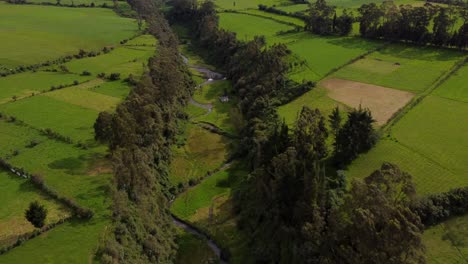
left=423, top=214, right=468, bottom=264
left=333, top=44, right=463, bottom=92
left=219, top=12, right=294, bottom=41
left=125, top=34, right=157, bottom=46
left=433, top=64, right=468, bottom=103
left=0, top=119, right=47, bottom=157
left=89, top=80, right=132, bottom=99
left=27, top=0, right=114, bottom=5
left=170, top=124, right=230, bottom=186
left=0, top=2, right=138, bottom=68
left=62, top=46, right=154, bottom=77
left=0, top=72, right=92, bottom=104
left=0, top=171, right=70, bottom=246
left=241, top=9, right=305, bottom=27
left=193, top=81, right=231, bottom=105
left=275, top=4, right=309, bottom=13
left=277, top=32, right=381, bottom=81
left=347, top=96, right=468, bottom=195
left=212, top=0, right=289, bottom=10
left=44, top=86, right=121, bottom=112
left=0, top=95, right=98, bottom=142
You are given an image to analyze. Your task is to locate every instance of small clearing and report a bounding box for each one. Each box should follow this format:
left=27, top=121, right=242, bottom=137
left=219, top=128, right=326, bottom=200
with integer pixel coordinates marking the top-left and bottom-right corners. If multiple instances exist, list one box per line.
left=321, top=78, right=414, bottom=125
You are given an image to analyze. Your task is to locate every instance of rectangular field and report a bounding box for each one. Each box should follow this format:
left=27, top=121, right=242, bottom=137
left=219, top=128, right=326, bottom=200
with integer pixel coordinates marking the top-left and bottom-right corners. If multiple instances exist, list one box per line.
left=332, top=44, right=463, bottom=92
left=433, top=64, right=468, bottom=103
left=347, top=95, right=468, bottom=194
left=0, top=3, right=138, bottom=68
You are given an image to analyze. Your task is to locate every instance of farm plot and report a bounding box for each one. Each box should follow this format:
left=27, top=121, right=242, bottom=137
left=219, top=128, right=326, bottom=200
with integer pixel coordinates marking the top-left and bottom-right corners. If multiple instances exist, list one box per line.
left=277, top=32, right=381, bottom=81
left=170, top=124, right=230, bottom=186
left=62, top=46, right=155, bottom=78
left=0, top=95, right=98, bottom=143
left=433, top=64, right=468, bottom=103
left=320, top=78, right=414, bottom=125
left=0, top=72, right=92, bottom=104
left=0, top=3, right=138, bottom=69
left=240, top=9, right=305, bottom=27
left=332, top=44, right=463, bottom=92
left=0, top=171, right=70, bottom=247
left=219, top=12, right=295, bottom=42
left=44, top=86, right=121, bottom=112
left=347, top=95, right=468, bottom=195
left=211, top=0, right=289, bottom=10
left=89, top=80, right=132, bottom=99
left=278, top=86, right=348, bottom=125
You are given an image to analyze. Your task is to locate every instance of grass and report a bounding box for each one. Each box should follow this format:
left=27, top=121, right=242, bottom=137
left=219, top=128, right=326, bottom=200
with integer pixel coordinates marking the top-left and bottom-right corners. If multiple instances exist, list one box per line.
left=0, top=95, right=98, bottom=142
left=62, top=46, right=155, bottom=78
left=276, top=32, right=381, bottom=81
left=44, top=85, right=121, bottom=112
left=174, top=230, right=219, bottom=264
left=89, top=80, right=132, bottom=99
left=0, top=72, right=92, bottom=104
left=211, top=0, right=289, bottom=10
left=125, top=34, right=157, bottom=46
left=347, top=95, right=468, bottom=195
left=275, top=4, right=309, bottom=13
left=332, top=44, right=463, bottom=92
left=433, top=64, right=468, bottom=103
left=0, top=2, right=138, bottom=68
left=240, top=9, right=305, bottom=27
left=423, top=214, right=468, bottom=264
left=194, top=100, right=240, bottom=135
left=170, top=124, right=230, bottom=186
left=193, top=81, right=231, bottom=105
left=278, top=86, right=349, bottom=126
left=0, top=119, right=48, bottom=157
left=0, top=170, right=71, bottom=246
left=219, top=12, right=294, bottom=42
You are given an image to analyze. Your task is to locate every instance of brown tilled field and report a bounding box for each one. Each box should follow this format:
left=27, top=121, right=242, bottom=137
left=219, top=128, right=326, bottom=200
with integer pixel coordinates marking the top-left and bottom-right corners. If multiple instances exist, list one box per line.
left=321, top=78, right=414, bottom=125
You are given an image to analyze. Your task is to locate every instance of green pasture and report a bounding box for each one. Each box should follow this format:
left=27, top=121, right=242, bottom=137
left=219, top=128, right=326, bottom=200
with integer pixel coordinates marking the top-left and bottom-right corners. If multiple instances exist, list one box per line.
left=0, top=170, right=70, bottom=246
left=423, top=214, right=468, bottom=264
left=89, top=80, right=132, bottom=99
left=170, top=124, right=230, bottom=186
left=241, top=9, right=305, bottom=27
left=0, top=72, right=91, bottom=104
left=277, top=32, right=381, bottom=81
left=27, top=0, right=114, bottom=5
left=44, top=85, right=121, bottom=112
left=0, top=119, right=47, bottom=157
left=193, top=81, right=231, bottom=105
left=0, top=2, right=138, bottom=68
left=62, top=46, right=154, bottom=77
left=433, top=64, right=468, bottom=103
left=278, top=86, right=348, bottom=126
left=219, top=12, right=294, bottom=41
left=333, top=44, right=463, bottom=92
left=125, top=34, right=157, bottom=46
left=211, top=0, right=289, bottom=10
left=347, top=96, right=468, bottom=195
left=275, top=4, right=309, bottom=13
left=0, top=95, right=98, bottom=142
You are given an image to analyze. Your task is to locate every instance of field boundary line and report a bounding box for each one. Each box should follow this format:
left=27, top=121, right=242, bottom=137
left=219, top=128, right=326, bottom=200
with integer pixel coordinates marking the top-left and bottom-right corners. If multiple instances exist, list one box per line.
left=382, top=56, right=468, bottom=134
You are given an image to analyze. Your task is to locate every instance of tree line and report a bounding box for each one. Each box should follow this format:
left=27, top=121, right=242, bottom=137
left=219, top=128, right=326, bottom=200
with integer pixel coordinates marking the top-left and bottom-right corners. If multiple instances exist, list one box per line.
left=304, top=0, right=467, bottom=49
left=95, top=0, right=195, bottom=262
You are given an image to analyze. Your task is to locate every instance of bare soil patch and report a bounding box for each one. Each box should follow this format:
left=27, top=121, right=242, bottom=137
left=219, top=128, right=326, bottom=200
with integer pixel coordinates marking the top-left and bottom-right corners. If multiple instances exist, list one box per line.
left=321, top=78, right=414, bottom=125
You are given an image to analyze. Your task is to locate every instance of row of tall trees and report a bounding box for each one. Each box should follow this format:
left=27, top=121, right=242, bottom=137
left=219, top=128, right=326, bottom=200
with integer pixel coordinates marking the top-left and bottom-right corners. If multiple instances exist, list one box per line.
left=305, top=0, right=354, bottom=36
left=177, top=2, right=425, bottom=263
left=357, top=2, right=467, bottom=48
left=96, top=0, right=194, bottom=263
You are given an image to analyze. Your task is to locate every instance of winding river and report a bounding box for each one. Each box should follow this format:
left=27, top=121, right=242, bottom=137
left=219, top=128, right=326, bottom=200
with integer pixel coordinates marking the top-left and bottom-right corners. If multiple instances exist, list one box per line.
left=170, top=54, right=229, bottom=264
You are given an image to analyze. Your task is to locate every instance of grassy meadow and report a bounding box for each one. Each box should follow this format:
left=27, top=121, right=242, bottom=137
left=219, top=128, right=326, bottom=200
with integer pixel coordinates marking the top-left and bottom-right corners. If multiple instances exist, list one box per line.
left=332, top=44, right=464, bottom=92
left=433, top=64, right=468, bottom=103
left=0, top=3, right=138, bottom=69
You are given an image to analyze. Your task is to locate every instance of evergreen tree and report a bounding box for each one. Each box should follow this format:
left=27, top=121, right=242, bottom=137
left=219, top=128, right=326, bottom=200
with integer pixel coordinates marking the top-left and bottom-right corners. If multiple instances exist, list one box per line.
left=25, top=201, right=47, bottom=228
left=328, top=106, right=342, bottom=137
left=432, top=8, right=455, bottom=46
left=333, top=107, right=376, bottom=168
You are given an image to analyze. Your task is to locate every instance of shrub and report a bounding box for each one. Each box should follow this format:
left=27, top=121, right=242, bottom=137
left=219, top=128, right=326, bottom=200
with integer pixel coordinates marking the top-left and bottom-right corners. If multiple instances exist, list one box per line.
left=108, top=73, right=121, bottom=81
left=25, top=201, right=48, bottom=228
left=81, top=70, right=92, bottom=76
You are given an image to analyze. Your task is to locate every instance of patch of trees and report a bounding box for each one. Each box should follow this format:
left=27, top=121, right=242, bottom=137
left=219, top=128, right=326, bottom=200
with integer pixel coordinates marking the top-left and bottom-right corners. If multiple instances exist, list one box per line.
left=412, top=187, right=468, bottom=226
left=305, top=0, right=354, bottom=36
left=357, top=2, right=467, bottom=49
left=97, top=0, right=195, bottom=263
left=426, top=0, right=467, bottom=6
